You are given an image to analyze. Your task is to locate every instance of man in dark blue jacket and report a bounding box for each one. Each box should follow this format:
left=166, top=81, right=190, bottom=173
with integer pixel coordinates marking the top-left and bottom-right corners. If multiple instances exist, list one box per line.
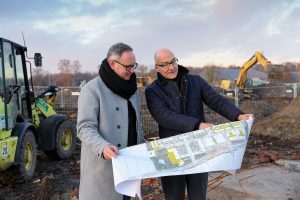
left=145, top=48, right=253, bottom=200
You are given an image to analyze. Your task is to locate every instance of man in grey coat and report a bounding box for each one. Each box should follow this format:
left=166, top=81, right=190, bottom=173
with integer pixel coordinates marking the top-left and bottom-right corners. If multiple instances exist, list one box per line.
left=77, top=43, right=144, bottom=200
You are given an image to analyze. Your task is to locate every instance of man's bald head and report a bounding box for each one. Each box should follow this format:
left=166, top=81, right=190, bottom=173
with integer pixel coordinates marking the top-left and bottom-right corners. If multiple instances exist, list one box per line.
left=154, top=48, right=178, bottom=79
left=154, top=48, right=175, bottom=64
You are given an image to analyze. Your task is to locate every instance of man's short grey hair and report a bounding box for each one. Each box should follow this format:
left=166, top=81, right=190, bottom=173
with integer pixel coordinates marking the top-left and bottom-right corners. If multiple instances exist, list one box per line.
left=107, top=43, right=133, bottom=61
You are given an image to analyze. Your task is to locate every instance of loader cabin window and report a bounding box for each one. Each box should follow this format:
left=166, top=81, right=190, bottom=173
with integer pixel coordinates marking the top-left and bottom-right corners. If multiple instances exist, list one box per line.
left=14, top=47, right=29, bottom=119
left=3, top=42, right=18, bottom=129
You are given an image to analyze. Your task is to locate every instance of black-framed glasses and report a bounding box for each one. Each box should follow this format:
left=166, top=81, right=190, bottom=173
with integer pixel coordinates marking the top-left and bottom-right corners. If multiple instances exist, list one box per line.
left=114, top=60, right=138, bottom=71
left=156, top=58, right=178, bottom=68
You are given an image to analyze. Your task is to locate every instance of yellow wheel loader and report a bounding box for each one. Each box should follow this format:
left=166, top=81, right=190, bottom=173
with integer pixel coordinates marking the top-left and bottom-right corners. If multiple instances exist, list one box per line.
left=0, top=38, right=76, bottom=183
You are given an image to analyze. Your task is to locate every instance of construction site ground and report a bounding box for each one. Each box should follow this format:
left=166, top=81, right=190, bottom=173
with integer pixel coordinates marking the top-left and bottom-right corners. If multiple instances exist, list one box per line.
left=0, top=97, right=300, bottom=200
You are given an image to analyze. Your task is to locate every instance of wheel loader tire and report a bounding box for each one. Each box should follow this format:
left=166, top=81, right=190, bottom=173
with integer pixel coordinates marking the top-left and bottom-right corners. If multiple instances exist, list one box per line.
left=0, top=130, right=37, bottom=184
left=44, top=120, right=76, bottom=159
left=18, top=130, right=37, bottom=180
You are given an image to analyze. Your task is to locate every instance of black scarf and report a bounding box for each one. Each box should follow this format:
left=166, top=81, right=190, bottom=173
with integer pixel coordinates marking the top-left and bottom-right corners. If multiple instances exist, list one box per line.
left=99, top=59, right=137, bottom=100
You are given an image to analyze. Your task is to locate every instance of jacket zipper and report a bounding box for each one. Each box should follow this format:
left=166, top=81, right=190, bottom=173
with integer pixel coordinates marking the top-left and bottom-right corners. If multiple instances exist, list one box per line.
left=172, top=81, right=187, bottom=114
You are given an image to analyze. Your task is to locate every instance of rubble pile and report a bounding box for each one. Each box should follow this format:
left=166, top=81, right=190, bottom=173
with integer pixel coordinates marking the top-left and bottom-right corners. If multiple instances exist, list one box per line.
left=252, top=96, right=300, bottom=140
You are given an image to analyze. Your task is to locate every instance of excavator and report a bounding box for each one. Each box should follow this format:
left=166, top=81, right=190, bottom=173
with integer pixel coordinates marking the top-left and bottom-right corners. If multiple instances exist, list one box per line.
left=220, top=51, right=270, bottom=99
left=236, top=52, right=270, bottom=88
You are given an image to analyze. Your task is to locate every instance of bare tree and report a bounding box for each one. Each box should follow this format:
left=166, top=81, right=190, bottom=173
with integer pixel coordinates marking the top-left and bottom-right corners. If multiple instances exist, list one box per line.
left=58, top=59, right=72, bottom=73
left=268, top=64, right=284, bottom=83
left=71, top=60, right=81, bottom=73
left=135, top=64, right=148, bottom=77
left=204, top=65, right=218, bottom=84
left=57, top=59, right=82, bottom=86
left=57, top=59, right=73, bottom=86
left=72, top=60, right=82, bottom=86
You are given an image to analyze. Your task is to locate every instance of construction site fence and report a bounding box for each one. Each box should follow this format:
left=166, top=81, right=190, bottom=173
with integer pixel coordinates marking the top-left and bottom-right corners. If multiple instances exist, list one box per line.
left=33, top=83, right=300, bottom=136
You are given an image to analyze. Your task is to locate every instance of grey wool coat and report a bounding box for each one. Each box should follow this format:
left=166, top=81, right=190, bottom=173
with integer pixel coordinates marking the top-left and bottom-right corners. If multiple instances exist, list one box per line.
left=77, top=76, right=144, bottom=200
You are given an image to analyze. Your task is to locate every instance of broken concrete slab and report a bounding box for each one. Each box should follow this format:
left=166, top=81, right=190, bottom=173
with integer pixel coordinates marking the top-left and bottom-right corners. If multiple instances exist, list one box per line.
left=207, top=164, right=300, bottom=200
left=275, top=159, right=300, bottom=172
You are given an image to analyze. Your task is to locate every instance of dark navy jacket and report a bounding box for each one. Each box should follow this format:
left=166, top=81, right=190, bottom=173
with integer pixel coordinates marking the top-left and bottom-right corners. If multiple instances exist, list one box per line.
left=145, top=66, right=243, bottom=139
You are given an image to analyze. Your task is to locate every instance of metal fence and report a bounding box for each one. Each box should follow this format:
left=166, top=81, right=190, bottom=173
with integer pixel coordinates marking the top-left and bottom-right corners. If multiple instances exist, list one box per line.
left=33, top=83, right=300, bottom=136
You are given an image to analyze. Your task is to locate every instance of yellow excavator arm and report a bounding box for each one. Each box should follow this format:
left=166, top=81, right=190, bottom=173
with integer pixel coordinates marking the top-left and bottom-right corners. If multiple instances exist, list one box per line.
left=236, top=51, right=271, bottom=88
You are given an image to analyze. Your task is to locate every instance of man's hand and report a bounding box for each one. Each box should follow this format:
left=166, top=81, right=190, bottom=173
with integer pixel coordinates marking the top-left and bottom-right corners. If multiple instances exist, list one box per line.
left=237, top=114, right=254, bottom=121
left=199, top=122, right=214, bottom=129
left=102, top=144, right=119, bottom=160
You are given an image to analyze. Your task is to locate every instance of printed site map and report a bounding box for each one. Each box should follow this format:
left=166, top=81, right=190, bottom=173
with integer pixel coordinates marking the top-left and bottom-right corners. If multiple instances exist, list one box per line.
left=112, top=118, right=253, bottom=198
left=147, top=120, right=248, bottom=172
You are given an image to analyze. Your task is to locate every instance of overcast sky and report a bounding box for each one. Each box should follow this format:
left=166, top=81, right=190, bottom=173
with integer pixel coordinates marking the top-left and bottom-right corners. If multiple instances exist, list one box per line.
left=1, top=0, right=300, bottom=73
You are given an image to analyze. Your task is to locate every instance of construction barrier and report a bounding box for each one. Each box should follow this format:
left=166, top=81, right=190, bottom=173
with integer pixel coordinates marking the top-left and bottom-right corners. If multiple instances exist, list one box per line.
left=33, top=83, right=300, bottom=136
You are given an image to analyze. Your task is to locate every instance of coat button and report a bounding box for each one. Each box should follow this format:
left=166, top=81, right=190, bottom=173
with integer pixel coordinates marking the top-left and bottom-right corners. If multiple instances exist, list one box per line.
left=116, top=107, right=119, bottom=111
left=117, top=125, right=121, bottom=129
left=117, top=144, right=121, bottom=147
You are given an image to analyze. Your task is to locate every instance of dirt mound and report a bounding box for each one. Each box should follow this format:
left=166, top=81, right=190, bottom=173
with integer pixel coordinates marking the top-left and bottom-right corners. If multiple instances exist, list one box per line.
left=252, top=96, right=300, bottom=140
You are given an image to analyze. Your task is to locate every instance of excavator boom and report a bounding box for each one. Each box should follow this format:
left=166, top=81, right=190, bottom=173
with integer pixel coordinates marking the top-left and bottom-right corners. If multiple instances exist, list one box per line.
left=236, top=51, right=270, bottom=88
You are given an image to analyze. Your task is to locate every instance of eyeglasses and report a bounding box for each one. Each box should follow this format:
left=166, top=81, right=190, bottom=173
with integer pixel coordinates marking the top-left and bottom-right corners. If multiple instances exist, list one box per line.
left=156, top=58, right=178, bottom=68
left=114, top=60, right=138, bottom=71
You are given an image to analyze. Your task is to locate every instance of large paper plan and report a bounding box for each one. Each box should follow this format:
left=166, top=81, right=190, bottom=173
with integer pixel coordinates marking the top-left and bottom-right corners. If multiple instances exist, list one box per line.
left=112, top=118, right=253, bottom=199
